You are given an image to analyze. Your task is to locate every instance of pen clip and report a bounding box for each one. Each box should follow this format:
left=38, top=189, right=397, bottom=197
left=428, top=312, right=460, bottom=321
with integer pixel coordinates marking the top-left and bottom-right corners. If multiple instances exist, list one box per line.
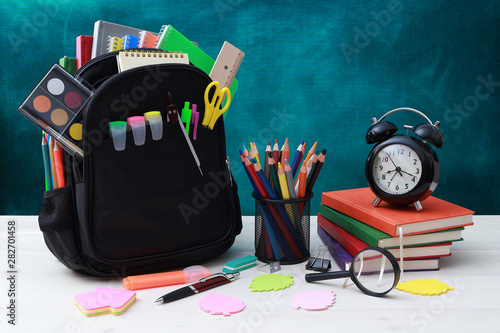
left=199, top=272, right=240, bottom=283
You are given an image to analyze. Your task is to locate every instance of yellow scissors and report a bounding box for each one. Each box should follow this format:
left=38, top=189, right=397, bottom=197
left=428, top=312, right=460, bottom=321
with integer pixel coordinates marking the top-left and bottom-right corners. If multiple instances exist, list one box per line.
left=202, top=81, right=232, bottom=130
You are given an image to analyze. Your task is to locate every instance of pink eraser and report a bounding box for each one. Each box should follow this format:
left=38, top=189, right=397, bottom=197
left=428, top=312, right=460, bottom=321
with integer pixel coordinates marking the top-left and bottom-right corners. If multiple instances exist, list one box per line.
left=74, top=288, right=136, bottom=317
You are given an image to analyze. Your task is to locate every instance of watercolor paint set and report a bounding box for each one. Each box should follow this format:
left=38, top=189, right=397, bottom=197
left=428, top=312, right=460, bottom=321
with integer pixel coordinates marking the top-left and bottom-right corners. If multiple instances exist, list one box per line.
left=18, top=63, right=93, bottom=157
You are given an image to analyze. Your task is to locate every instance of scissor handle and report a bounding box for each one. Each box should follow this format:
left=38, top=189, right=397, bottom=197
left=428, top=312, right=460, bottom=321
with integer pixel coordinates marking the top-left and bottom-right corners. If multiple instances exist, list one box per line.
left=208, top=87, right=231, bottom=130
left=202, top=81, right=220, bottom=127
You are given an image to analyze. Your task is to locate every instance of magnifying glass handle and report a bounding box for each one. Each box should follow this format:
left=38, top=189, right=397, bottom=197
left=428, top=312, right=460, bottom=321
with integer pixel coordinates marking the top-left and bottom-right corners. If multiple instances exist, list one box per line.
left=305, top=270, right=351, bottom=283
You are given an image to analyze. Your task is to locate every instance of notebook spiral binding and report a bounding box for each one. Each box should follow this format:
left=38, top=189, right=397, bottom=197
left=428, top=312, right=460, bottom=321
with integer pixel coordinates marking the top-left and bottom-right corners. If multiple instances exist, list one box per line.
left=156, top=25, right=173, bottom=49
left=122, top=50, right=185, bottom=58
left=107, top=36, right=124, bottom=52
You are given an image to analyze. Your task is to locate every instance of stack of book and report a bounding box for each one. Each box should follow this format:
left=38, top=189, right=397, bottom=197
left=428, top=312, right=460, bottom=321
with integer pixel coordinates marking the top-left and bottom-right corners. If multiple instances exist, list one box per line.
left=318, top=188, right=474, bottom=271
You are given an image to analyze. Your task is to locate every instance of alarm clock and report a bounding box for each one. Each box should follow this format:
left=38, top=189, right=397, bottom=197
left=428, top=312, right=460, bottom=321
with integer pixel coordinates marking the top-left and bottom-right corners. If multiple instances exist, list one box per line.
left=365, top=107, right=444, bottom=211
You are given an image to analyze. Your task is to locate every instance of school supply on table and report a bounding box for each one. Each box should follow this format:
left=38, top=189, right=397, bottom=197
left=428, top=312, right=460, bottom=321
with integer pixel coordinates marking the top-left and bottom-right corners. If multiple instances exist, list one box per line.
left=396, top=279, right=454, bottom=296
left=317, top=225, right=441, bottom=271
left=155, top=272, right=240, bottom=303
left=305, top=247, right=401, bottom=297
left=74, top=288, right=136, bottom=316
left=199, top=293, right=246, bottom=317
left=123, top=265, right=211, bottom=290
left=117, top=50, right=189, bottom=72
left=322, top=187, right=474, bottom=237
left=33, top=56, right=242, bottom=276
left=305, top=245, right=331, bottom=272
left=222, top=255, right=257, bottom=273
left=91, top=20, right=151, bottom=58
left=209, top=41, right=245, bottom=90
left=156, top=25, right=240, bottom=110
left=319, top=204, right=465, bottom=248
left=18, top=63, right=92, bottom=157
left=318, top=214, right=453, bottom=260
left=76, top=35, right=93, bottom=70
left=240, top=139, right=326, bottom=264
left=292, top=290, right=336, bottom=311
left=249, top=274, right=294, bottom=292
left=203, top=81, right=231, bottom=129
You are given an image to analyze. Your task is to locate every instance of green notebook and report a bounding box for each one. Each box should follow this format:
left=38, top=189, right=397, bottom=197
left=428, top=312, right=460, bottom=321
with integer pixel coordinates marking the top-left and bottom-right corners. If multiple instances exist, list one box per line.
left=318, top=204, right=464, bottom=248
left=156, top=25, right=238, bottom=118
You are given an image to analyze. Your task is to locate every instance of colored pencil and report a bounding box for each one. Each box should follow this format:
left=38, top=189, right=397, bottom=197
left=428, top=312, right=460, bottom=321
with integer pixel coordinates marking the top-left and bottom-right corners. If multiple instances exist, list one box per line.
left=48, top=136, right=58, bottom=189
left=264, top=140, right=271, bottom=181
left=53, top=143, right=65, bottom=188
left=280, top=138, right=289, bottom=166
left=290, top=141, right=303, bottom=177
left=240, top=150, right=260, bottom=196
left=242, top=144, right=249, bottom=157
left=306, top=149, right=326, bottom=196
left=41, top=134, right=51, bottom=191
left=272, top=139, right=279, bottom=164
left=277, top=162, right=289, bottom=200
left=298, top=164, right=307, bottom=199
left=268, top=152, right=283, bottom=200
left=284, top=159, right=297, bottom=200
left=251, top=142, right=261, bottom=166
left=253, top=158, right=278, bottom=200
left=303, top=141, right=317, bottom=168
left=243, top=154, right=267, bottom=198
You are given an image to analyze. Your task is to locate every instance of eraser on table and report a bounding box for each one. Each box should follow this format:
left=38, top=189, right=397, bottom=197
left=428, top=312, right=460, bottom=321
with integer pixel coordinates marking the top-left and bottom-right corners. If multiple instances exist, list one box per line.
left=222, top=255, right=257, bottom=273
left=74, top=288, right=136, bottom=317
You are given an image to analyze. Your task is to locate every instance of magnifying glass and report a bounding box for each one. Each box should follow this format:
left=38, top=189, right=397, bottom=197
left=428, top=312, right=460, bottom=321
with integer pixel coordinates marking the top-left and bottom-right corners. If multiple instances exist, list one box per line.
left=305, top=247, right=401, bottom=297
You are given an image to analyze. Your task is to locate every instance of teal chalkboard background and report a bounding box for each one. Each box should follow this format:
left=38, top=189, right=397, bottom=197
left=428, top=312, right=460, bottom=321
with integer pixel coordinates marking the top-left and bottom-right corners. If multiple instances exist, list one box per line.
left=1, top=0, right=499, bottom=215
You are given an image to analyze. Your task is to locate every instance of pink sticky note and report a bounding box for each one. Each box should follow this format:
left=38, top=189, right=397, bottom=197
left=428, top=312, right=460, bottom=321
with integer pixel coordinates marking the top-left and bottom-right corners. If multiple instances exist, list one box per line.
left=74, top=288, right=136, bottom=316
left=292, top=290, right=336, bottom=311
left=199, top=293, right=246, bottom=316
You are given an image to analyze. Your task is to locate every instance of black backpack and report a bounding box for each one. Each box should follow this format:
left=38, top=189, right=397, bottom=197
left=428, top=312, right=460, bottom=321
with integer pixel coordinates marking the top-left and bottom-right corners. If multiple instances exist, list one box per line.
left=38, top=52, right=242, bottom=277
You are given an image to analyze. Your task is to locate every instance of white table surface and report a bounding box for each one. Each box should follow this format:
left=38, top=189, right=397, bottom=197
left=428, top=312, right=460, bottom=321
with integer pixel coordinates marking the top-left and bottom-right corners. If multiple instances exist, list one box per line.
left=0, top=215, right=499, bottom=333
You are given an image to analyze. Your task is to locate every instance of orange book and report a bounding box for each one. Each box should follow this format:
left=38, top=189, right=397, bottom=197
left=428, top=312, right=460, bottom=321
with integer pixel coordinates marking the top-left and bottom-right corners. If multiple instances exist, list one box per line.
left=321, top=187, right=474, bottom=237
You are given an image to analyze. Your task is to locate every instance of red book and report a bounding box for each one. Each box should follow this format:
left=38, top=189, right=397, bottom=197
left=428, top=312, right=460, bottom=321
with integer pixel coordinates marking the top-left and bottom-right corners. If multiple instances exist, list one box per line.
left=318, top=214, right=452, bottom=260
left=321, top=188, right=474, bottom=237
left=76, top=35, right=93, bottom=70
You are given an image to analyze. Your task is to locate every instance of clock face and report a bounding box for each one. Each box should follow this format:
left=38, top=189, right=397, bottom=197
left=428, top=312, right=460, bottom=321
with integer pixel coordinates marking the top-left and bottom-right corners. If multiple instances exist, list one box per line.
left=371, top=143, right=423, bottom=195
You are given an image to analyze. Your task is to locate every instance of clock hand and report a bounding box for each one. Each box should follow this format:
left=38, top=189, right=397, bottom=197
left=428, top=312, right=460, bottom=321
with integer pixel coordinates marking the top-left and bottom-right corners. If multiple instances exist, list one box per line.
left=386, top=153, right=398, bottom=169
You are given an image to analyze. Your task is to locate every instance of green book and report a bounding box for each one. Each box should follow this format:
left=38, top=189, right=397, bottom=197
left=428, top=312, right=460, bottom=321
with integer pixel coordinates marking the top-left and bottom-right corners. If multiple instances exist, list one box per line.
left=156, top=25, right=238, bottom=118
left=59, top=56, right=77, bottom=75
left=318, top=204, right=464, bottom=248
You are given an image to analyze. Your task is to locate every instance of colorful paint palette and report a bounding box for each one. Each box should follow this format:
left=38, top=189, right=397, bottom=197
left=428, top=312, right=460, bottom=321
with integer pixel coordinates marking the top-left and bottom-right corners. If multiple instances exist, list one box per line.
left=18, top=63, right=92, bottom=156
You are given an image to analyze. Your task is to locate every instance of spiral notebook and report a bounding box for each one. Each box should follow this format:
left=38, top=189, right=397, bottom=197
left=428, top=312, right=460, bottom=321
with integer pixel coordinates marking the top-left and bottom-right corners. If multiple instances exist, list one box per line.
left=117, top=50, right=189, bottom=72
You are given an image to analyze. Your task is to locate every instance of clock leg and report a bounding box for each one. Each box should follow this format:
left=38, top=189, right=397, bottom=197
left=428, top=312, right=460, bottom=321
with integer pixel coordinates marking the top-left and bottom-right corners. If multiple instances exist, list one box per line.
left=413, top=200, right=423, bottom=211
left=372, top=197, right=382, bottom=207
